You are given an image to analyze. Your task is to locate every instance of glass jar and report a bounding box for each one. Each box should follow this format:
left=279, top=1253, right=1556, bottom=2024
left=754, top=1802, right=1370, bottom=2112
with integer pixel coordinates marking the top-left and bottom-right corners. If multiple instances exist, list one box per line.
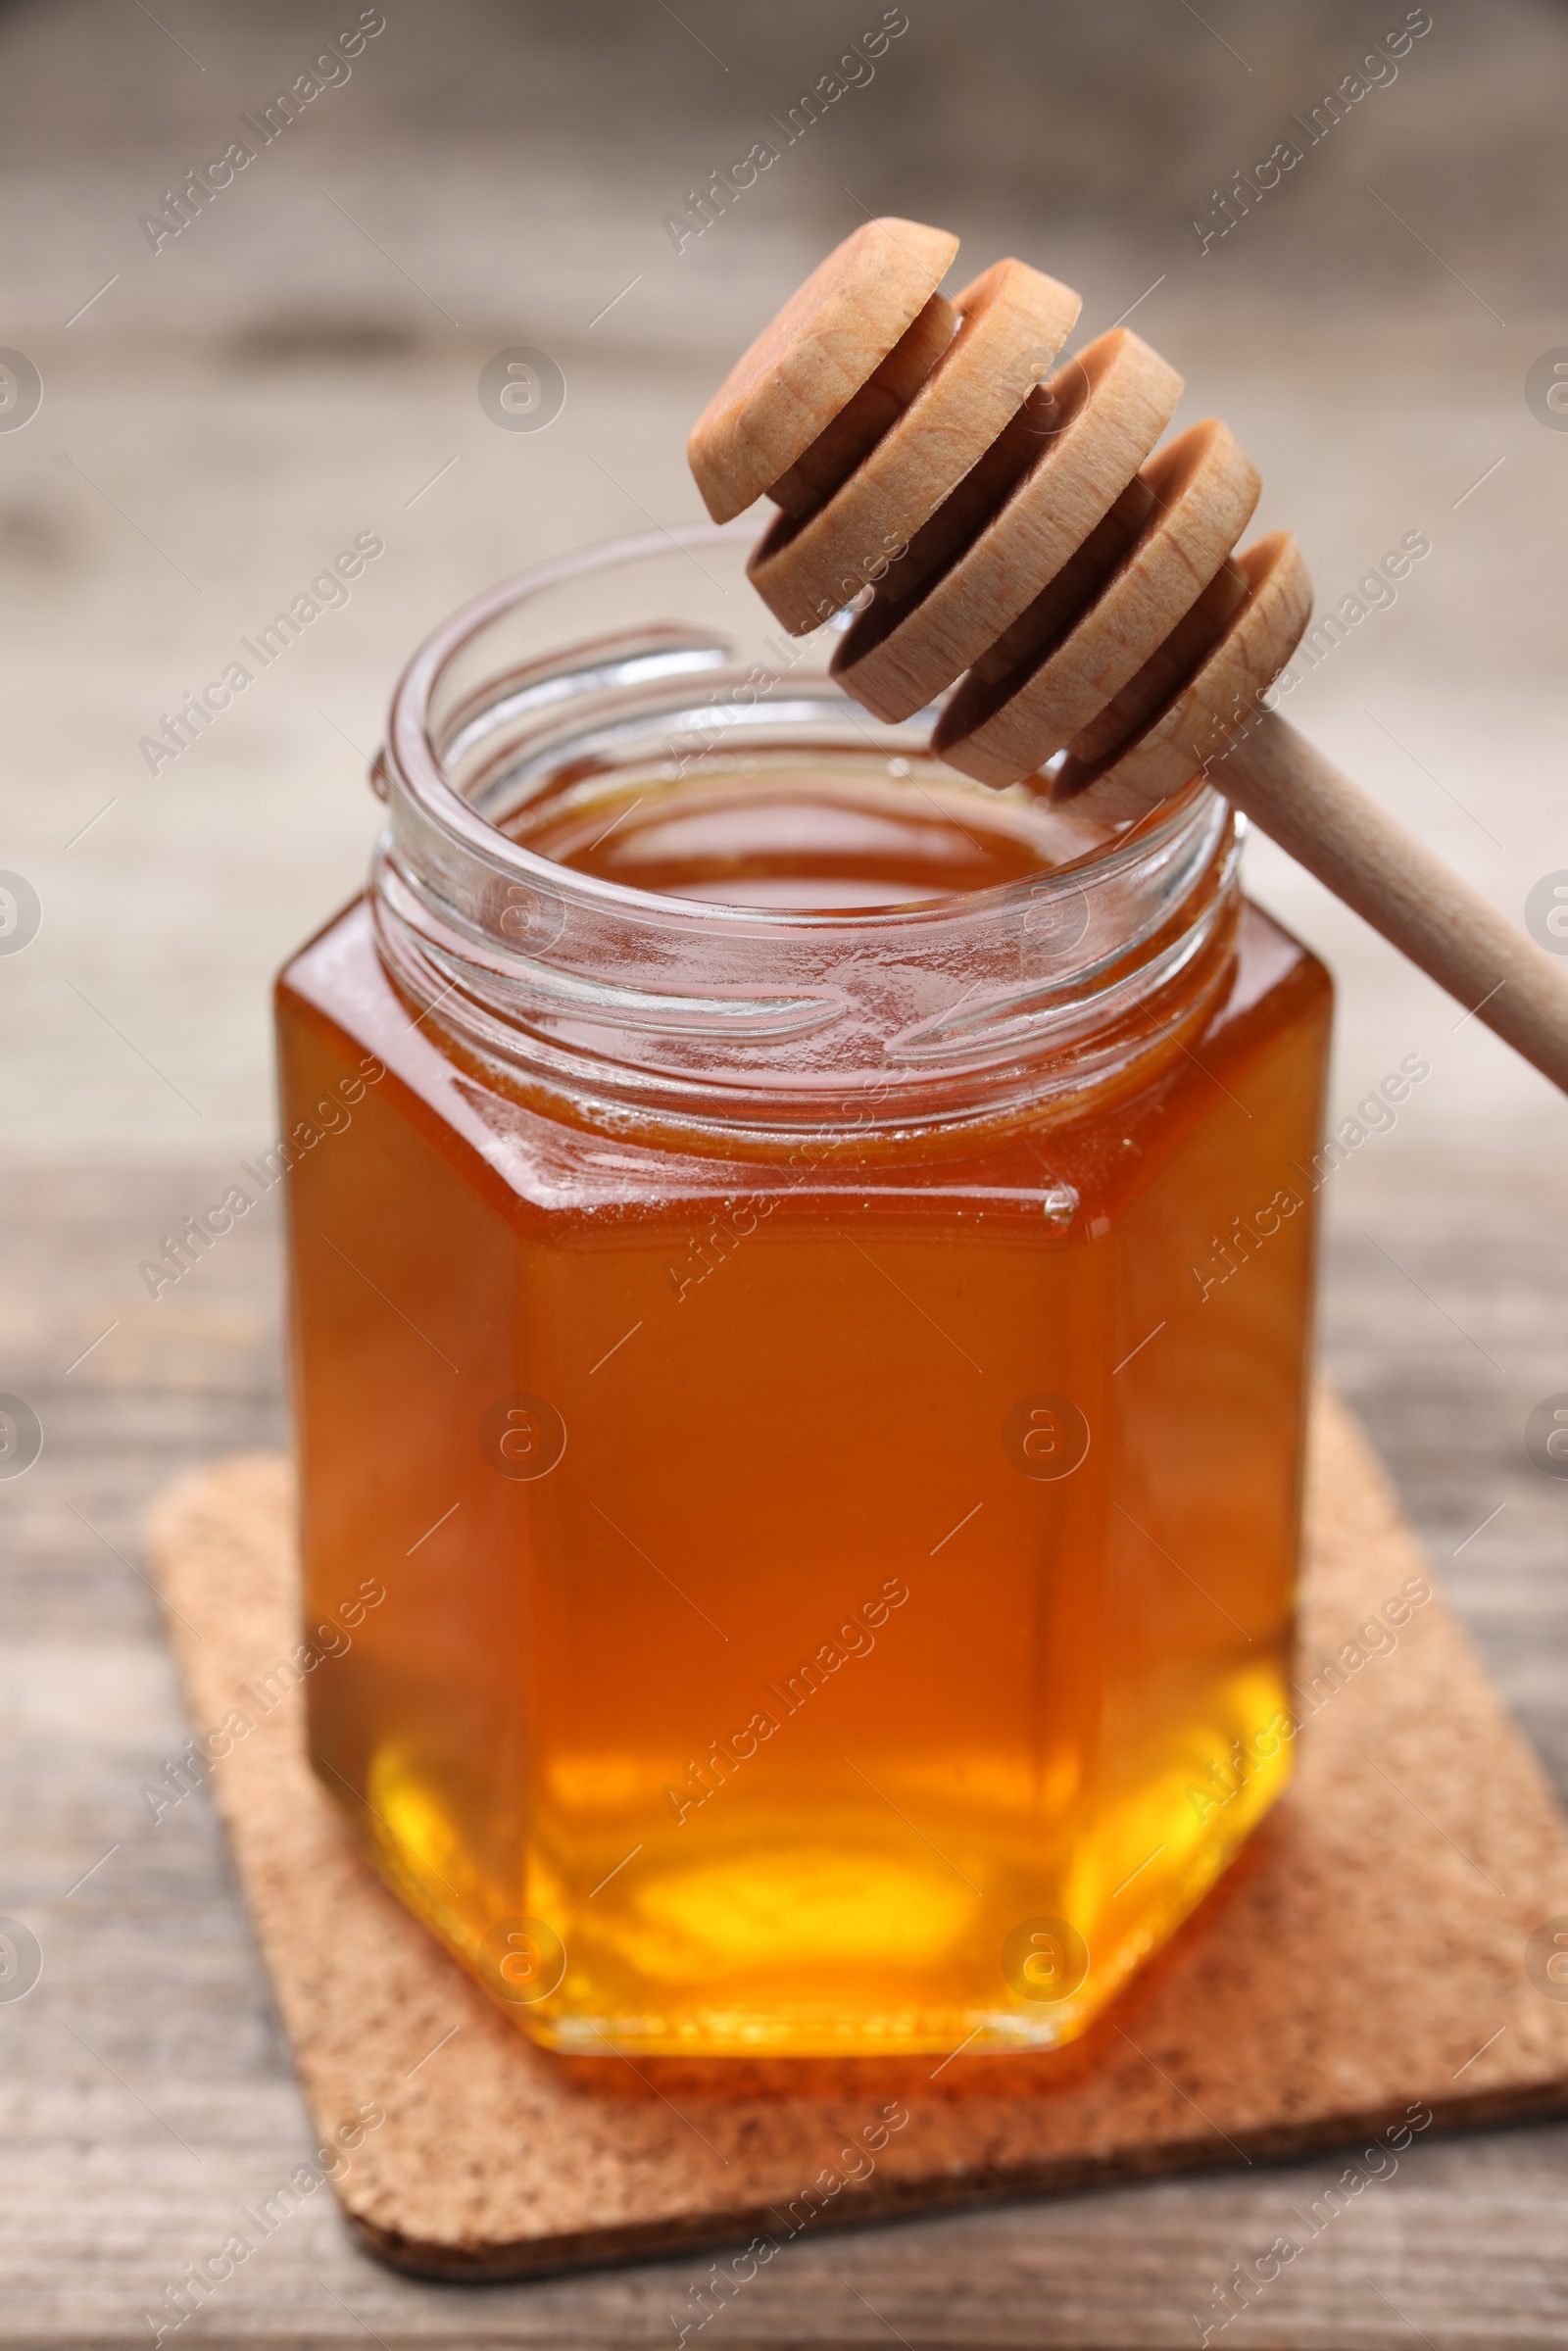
left=276, top=523, right=1331, bottom=2058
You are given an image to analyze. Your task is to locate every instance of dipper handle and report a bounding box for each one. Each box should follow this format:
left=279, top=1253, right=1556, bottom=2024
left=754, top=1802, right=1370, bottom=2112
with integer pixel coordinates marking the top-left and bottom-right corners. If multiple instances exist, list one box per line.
left=1220, top=713, right=1568, bottom=1094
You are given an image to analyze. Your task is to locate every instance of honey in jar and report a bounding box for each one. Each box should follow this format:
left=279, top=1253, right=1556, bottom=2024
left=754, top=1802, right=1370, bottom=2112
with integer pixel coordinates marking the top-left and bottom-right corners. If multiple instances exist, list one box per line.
left=278, top=527, right=1330, bottom=2055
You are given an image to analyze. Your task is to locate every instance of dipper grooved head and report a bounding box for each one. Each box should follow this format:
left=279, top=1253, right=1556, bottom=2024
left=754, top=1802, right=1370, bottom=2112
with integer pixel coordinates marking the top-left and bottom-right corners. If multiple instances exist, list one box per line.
left=687, top=217, right=1313, bottom=817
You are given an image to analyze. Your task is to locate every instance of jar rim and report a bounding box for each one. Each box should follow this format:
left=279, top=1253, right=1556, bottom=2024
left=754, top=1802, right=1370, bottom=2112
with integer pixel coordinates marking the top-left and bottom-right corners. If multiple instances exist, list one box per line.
left=382, top=518, right=1216, bottom=935
left=371, top=521, right=1241, bottom=1141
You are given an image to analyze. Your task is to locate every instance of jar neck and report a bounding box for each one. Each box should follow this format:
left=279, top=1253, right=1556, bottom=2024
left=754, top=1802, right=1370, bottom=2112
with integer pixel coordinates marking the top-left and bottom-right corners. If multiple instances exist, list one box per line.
left=371, top=525, right=1243, bottom=1151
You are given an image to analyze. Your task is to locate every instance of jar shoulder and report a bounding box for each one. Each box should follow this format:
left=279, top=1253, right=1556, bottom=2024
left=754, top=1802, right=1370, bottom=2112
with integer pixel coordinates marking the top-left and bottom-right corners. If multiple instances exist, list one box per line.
left=275, top=891, right=1332, bottom=1219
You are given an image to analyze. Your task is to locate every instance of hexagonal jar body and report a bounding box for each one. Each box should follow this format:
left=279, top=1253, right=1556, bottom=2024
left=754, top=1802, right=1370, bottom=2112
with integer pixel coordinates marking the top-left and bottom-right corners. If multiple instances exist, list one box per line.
left=276, top=527, right=1331, bottom=2057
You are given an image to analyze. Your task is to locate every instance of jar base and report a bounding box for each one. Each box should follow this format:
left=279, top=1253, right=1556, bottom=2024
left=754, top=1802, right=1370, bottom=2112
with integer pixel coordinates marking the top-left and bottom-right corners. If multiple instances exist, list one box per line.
left=322, top=1746, right=1291, bottom=2060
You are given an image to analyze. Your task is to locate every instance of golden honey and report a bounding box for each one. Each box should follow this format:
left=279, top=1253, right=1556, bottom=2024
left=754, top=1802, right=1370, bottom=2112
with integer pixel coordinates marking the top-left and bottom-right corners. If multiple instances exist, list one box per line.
left=279, top=569, right=1330, bottom=2059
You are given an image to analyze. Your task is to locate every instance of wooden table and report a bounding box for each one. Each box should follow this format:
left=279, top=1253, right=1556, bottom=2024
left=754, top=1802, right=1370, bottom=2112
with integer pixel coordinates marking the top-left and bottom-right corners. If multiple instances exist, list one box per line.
left=3, top=1154, right=1566, bottom=2348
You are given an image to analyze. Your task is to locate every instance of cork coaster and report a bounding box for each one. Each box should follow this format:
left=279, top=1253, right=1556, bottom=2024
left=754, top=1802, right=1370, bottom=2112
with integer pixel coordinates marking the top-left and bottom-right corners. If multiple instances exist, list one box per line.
left=145, top=1392, right=1568, bottom=2281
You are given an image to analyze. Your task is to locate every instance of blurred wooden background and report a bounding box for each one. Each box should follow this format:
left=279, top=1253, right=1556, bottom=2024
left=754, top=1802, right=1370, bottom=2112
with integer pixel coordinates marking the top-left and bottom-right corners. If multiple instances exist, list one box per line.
left=2, top=0, right=1567, bottom=2340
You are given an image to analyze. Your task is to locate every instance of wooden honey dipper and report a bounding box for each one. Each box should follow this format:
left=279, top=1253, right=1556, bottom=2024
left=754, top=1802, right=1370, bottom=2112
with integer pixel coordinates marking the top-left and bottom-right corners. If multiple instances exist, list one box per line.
left=689, top=218, right=1568, bottom=1094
